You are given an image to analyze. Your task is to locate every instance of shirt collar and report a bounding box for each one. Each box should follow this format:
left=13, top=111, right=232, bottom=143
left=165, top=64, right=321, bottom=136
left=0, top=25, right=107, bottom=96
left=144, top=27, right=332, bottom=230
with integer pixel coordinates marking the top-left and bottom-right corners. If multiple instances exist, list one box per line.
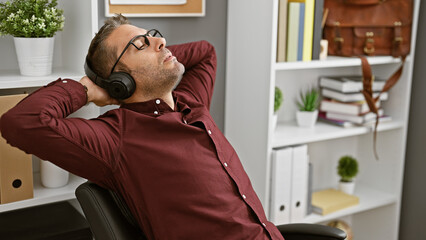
left=120, top=92, right=191, bottom=115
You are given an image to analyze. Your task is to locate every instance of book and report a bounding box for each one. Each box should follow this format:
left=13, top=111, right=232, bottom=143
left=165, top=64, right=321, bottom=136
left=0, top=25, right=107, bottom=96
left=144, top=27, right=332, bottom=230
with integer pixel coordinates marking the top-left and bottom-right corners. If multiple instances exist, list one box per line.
left=326, top=109, right=384, bottom=124
left=319, top=75, right=386, bottom=93
left=311, top=0, right=324, bottom=60
left=318, top=111, right=355, bottom=128
left=311, top=188, right=359, bottom=215
left=297, top=3, right=305, bottom=61
left=321, top=88, right=388, bottom=102
left=320, top=98, right=381, bottom=115
left=276, top=0, right=288, bottom=62
left=319, top=112, right=392, bottom=128
left=286, top=2, right=300, bottom=62
left=302, top=0, right=315, bottom=61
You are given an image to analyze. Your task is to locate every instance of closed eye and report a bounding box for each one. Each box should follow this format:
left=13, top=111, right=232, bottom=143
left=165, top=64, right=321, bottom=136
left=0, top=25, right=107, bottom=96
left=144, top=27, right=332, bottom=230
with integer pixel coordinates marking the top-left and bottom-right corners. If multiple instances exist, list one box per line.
left=131, top=36, right=148, bottom=50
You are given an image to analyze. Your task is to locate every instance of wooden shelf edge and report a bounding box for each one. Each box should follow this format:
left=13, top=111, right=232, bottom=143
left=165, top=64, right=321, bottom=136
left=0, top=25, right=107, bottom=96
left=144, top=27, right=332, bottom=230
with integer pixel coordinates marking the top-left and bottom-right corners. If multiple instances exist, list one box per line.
left=0, top=173, right=86, bottom=213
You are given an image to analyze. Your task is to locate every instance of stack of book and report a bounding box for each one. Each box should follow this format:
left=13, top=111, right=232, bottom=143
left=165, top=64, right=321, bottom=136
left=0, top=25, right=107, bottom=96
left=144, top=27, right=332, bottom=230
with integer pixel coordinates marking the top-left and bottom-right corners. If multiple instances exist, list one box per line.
left=311, top=188, right=359, bottom=215
left=318, top=75, right=392, bottom=127
left=276, top=0, right=324, bottom=62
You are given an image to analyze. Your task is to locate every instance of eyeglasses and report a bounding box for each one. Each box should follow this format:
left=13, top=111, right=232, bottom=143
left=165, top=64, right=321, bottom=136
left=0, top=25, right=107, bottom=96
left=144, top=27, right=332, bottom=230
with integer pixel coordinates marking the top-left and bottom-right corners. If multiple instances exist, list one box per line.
left=110, top=29, right=163, bottom=75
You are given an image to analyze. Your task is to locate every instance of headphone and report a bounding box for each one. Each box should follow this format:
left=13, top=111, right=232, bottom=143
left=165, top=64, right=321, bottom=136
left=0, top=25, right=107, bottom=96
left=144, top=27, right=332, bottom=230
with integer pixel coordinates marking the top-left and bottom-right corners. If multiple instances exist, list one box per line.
left=84, top=57, right=136, bottom=100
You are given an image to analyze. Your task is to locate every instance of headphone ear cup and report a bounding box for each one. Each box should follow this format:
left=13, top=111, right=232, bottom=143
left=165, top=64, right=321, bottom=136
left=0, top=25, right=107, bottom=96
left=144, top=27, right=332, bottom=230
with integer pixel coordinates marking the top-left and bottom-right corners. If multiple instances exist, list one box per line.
left=108, top=72, right=136, bottom=100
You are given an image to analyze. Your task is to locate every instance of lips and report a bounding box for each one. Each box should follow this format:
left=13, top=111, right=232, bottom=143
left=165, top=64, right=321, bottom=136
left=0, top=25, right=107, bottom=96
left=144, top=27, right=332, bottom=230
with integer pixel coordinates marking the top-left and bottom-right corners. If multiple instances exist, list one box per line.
left=163, top=53, right=174, bottom=63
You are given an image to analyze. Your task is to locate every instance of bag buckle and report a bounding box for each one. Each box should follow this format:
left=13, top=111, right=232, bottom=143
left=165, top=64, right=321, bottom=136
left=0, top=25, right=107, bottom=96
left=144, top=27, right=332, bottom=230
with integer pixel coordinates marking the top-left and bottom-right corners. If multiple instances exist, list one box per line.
left=364, top=32, right=375, bottom=55
left=393, top=21, right=403, bottom=57
left=334, top=37, right=344, bottom=43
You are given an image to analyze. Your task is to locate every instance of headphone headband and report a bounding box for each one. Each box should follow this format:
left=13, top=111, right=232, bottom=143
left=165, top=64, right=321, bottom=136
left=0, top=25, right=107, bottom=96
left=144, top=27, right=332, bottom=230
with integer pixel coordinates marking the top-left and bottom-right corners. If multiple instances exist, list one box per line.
left=84, top=58, right=109, bottom=89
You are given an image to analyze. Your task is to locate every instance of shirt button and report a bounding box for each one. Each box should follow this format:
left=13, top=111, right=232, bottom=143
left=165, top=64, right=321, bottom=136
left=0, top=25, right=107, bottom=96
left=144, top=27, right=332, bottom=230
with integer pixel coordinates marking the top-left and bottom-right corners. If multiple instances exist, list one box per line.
left=154, top=111, right=159, bottom=115
left=262, top=223, right=266, bottom=227
left=62, top=80, right=67, bottom=83
left=155, top=99, right=161, bottom=104
left=224, top=162, right=228, bottom=167
left=208, top=130, right=212, bottom=135
left=242, top=194, right=247, bottom=199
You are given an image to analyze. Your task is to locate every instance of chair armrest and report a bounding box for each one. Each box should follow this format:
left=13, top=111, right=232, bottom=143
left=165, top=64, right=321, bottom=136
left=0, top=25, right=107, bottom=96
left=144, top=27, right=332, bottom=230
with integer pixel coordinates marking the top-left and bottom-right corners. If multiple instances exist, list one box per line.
left=277, top=223, right=347, bottom=240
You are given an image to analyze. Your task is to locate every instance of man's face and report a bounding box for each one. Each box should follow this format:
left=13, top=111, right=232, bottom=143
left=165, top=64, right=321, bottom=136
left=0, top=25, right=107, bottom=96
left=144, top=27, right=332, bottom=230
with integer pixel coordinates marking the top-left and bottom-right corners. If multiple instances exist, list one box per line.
left=108, top=24, right=184, bottom=98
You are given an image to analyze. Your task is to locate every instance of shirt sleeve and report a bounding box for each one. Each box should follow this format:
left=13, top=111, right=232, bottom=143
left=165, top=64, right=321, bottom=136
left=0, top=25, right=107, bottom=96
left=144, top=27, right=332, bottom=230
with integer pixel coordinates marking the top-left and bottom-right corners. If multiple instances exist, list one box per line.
left=0, top=79, right=120, bottom=188
left=168, top=40, right=217, bottom=110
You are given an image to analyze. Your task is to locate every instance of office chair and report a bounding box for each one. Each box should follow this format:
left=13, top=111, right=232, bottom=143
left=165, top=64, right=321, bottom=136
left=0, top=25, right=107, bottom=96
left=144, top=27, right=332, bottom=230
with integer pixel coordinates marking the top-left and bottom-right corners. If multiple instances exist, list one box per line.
left=76, top=182, right=346, bottom=240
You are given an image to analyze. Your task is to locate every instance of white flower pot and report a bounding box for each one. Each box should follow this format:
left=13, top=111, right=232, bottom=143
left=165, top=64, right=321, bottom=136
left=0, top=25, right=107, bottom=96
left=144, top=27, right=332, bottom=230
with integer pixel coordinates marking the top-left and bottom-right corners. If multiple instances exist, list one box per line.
left=40, top=160, right=69, bottom=188
left=296, top=110, right=318, bottom=128
left=13, top=37, right=54, bottom=76
left=272, top=113, right=278, bottom=129
left=339, top=181, right=355, bottom=195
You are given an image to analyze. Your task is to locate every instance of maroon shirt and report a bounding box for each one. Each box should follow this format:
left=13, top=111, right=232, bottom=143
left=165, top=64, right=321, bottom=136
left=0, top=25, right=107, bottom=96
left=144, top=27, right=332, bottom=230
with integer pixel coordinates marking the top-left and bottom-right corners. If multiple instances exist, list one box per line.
left=0, top=41, right=284, bottom=240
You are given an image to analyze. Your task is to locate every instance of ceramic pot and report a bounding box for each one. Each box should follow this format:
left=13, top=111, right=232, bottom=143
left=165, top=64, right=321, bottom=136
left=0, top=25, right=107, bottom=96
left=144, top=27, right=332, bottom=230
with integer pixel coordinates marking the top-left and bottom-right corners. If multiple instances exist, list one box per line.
left=13, top=37, right=54, bottom=76
left=272, top=113, right=278, bottom=129
left=339, top=181, right=355, bottom=195
left=296, top=110, right=318, bottom=128
left=40, top=160, right=69, bottom=188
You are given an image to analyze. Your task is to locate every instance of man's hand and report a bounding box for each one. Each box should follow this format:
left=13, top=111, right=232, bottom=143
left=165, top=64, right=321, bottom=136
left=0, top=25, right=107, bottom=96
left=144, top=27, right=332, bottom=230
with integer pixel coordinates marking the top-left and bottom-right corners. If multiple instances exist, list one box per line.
left=79, top=76, right=119, bottom=106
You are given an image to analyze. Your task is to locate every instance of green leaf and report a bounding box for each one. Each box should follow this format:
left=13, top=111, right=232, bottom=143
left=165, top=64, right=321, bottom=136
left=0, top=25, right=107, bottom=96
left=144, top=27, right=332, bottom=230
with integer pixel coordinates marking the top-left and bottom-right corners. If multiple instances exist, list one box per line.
left=0, top=0, right=64, bottom=37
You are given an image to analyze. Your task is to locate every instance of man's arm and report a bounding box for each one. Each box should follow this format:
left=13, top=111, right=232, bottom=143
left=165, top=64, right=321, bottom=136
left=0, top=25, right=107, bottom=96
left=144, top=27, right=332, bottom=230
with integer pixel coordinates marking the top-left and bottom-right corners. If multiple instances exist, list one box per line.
left=0, top=78, right=120, bottom=188
left=168, top=41, right=217, bottom=109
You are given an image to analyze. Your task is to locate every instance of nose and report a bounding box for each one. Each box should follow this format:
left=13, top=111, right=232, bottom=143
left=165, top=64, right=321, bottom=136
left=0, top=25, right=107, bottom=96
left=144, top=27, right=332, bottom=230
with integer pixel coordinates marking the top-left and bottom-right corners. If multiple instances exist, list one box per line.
left=149, top=36, right=166, bottom=51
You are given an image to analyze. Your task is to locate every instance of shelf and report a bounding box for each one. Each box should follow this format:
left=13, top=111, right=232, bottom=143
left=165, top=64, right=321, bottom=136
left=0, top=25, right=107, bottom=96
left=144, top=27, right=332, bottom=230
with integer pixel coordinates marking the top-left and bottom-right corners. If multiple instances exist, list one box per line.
left=274, top=56, right=404, bottom=71
left=0, top=173, right=86, bottom=213
left=272, top=120, right=404, bottom=148
left=0, top=68, right=83, bottom=89
left=302, top=185, right=397, bottom=224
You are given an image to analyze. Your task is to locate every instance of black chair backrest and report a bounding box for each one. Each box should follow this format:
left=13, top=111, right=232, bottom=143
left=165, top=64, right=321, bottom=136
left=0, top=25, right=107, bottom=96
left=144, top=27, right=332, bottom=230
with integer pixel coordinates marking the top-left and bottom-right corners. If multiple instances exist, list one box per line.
left=76, top=182, right=347, bottom=240
left=75, top=182, right=146, bottom=240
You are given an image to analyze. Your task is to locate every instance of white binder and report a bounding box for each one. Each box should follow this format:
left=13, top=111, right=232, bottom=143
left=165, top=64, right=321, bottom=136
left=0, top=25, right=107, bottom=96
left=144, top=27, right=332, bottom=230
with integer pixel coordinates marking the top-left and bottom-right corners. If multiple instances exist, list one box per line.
left=290, top=144, right=309, bottom=222
left=270, top=147, right=292, bottom=224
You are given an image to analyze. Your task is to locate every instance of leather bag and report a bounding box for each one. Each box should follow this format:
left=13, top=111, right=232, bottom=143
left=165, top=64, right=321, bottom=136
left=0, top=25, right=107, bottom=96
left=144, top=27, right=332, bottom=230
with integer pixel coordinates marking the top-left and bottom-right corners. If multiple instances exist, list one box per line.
left=323, top=0, right=413, bottom=58
left=323, top=0, right=414, bottom=159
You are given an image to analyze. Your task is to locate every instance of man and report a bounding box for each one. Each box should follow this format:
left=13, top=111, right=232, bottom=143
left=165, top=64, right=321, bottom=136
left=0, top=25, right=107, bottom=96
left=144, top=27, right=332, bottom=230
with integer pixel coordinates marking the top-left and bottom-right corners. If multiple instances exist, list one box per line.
left=0, top=15, right=284, bottom=240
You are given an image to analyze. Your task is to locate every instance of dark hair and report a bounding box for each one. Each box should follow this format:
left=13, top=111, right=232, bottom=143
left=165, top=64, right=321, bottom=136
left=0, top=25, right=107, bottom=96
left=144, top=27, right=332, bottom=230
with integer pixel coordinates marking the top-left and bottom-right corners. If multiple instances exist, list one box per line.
left=86, top=14, right=130, bottom=79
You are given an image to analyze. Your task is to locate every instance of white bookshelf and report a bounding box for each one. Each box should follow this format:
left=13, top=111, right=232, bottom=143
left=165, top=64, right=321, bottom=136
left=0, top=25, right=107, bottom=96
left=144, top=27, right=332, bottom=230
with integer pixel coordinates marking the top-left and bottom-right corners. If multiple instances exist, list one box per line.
left=0, top=0, right=98, bottom=212
left=0, top=174, right=86, bottom=213
left=225, top=0, right=420, bottom=239
left=0, top=68, right=82, bottom=89
left=273, top=121, right=404, bottom=148
left=303, top=185, right=397, bottom=224
left=274, top=56, right=405, bottom=70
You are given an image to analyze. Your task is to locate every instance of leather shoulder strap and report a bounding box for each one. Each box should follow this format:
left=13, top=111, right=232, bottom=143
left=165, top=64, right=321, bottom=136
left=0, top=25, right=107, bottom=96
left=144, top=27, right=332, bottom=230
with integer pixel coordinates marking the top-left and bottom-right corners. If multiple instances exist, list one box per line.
left=359, top=55, right=406, bottom=160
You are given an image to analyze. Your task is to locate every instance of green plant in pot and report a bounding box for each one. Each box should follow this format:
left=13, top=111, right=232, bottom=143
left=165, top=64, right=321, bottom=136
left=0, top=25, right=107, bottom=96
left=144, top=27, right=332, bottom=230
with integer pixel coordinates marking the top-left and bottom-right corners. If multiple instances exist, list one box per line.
left=337, top=155, right=359, bottom=195
left=273, top=86, right=283, bottom=129
left=296, top=87, right=320, bottom=127
left=0, top=0, right=65, bottom=76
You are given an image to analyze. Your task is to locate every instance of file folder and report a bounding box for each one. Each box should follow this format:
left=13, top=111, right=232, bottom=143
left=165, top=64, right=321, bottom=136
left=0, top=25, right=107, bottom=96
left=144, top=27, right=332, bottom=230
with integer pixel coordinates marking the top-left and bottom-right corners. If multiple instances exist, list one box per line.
left=290, top=144, right=309, bottom=222
left=270, top=147, right=292, bottom=224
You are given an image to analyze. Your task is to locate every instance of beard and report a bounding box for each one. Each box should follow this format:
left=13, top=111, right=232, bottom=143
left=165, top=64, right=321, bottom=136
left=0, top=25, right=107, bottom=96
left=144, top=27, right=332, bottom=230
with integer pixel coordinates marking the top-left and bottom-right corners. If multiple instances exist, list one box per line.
left=131, top=52, right=185, bottom=98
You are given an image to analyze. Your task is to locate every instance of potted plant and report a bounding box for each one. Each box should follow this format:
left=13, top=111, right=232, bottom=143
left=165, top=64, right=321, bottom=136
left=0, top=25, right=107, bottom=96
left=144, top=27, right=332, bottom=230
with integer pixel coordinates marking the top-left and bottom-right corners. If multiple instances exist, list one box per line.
left=296, top=87, right=320, bottom=127
left=0, top=0, right=64, bottom=76
left=337, top=155, right=359, bottom=195
left=273, top=86, right=283, bottom=129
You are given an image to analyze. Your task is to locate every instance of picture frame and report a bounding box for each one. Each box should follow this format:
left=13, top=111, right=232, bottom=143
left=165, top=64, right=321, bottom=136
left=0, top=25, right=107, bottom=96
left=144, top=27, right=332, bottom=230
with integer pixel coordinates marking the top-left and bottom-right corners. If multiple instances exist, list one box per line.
left=105, top=0, right=205, bottom=17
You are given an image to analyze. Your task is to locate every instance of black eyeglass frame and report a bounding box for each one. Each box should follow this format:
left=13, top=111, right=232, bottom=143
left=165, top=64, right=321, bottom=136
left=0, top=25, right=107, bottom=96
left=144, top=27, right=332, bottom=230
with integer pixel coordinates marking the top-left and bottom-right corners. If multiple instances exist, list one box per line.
left=110, top=29, right=163, bottom=75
